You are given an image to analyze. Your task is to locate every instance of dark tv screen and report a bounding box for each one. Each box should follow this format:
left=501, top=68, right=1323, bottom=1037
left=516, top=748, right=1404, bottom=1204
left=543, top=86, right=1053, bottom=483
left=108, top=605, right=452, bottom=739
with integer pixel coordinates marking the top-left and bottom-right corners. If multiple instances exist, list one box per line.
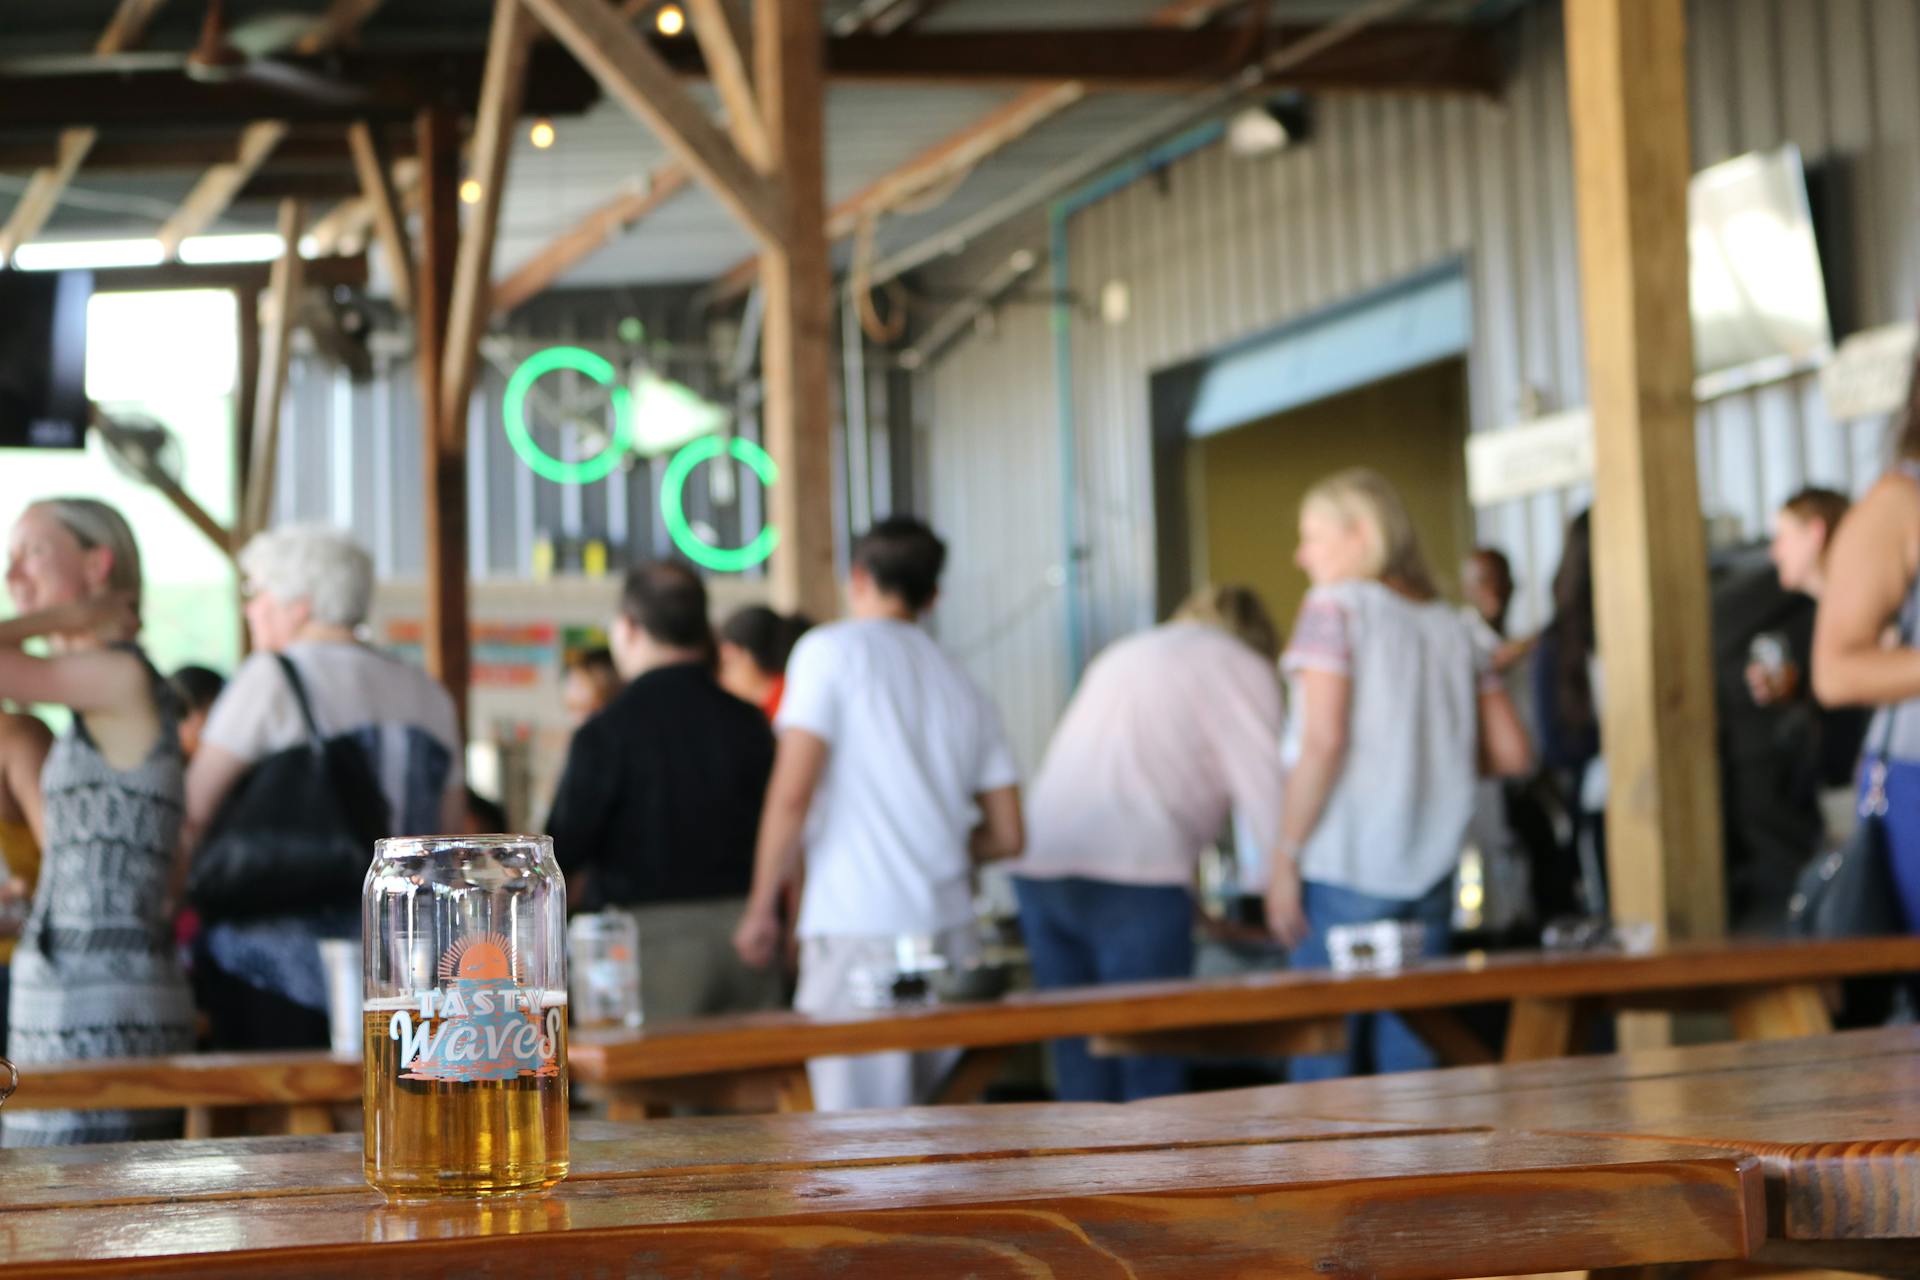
left=0, top=270, right=91, bottom=449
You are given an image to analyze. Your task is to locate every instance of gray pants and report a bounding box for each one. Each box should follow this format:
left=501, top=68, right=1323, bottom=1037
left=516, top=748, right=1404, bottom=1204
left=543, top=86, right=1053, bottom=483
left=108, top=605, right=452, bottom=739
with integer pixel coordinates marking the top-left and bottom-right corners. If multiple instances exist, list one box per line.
left=795, top=925, right=977, bottom=1112
left=627, top=897, right=783, bottom=1026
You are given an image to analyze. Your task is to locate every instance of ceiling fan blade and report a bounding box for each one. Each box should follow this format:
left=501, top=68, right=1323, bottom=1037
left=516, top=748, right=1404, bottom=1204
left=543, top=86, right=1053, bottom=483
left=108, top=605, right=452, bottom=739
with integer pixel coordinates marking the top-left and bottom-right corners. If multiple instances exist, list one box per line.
left=228, top=13, right=330, bottom=59
left=239, top=58, right=370, bottom=108
left=0, top=51, right=187, bottom=77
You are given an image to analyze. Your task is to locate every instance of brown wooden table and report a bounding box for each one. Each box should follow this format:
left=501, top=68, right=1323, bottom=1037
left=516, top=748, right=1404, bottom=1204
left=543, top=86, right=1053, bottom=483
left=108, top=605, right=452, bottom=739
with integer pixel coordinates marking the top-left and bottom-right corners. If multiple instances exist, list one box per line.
left=569, top=935, right=1920, bottom=1114
left=0, top=1102, right=1762, bottom=1277
left=1147, top=1023, right=1920, bottom=1274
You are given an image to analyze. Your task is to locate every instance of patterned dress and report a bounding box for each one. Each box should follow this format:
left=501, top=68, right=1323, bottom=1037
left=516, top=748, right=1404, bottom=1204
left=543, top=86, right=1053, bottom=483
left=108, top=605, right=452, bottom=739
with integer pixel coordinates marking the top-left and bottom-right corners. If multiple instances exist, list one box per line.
left=1, top=651, right=195, bottom=1146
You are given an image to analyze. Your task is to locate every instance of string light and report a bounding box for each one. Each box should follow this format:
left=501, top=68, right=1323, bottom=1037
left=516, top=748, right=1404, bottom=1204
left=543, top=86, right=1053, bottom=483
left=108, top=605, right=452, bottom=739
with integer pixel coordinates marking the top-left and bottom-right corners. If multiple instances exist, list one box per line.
left=655, top=3, right=686, bottom=36
left=529, top=118, right=556, bottom=149
left=460, top=178, right=482, bottom=205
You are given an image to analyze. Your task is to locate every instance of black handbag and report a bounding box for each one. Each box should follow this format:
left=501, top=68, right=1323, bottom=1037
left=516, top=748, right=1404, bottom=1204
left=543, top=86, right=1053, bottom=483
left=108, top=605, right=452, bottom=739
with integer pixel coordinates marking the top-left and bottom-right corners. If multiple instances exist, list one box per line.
left=1787, top=681, right=1905, bottom=940
left=187, top=654, right=389, bottom=922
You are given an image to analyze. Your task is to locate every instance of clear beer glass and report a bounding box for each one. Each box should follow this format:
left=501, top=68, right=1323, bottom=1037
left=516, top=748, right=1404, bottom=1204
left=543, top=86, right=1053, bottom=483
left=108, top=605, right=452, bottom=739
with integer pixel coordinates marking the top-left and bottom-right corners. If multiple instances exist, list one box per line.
left=363, top=834, right=569, bottom=1200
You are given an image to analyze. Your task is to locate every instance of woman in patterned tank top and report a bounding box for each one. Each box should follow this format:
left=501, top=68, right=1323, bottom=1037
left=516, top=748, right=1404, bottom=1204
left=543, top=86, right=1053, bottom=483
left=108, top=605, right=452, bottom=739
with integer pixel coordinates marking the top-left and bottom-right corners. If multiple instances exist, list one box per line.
left=1812, top=423, right=1920, bottom=934
left=0, top=499, right=195, bottom=1145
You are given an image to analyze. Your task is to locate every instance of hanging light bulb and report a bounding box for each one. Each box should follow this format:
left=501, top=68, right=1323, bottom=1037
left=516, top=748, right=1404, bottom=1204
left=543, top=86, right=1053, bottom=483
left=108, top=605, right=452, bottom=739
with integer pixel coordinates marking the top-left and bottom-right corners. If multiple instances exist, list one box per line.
left=529, top=118, right=556, bottom=150
left=655, top=3, right=686, bottom=36
left=460, top=178, right=483, bottom=205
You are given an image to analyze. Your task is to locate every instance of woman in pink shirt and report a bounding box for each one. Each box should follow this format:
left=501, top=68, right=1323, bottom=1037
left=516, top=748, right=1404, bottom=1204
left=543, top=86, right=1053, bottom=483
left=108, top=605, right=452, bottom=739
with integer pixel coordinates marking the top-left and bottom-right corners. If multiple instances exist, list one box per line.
left=1013, top=586, right=1286, bottom=1102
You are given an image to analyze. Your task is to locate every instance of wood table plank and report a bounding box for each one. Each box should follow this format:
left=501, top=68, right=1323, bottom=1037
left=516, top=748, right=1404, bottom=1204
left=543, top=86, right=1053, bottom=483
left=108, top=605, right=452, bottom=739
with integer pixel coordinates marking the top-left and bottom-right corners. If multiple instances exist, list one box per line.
left=0, top=1106, right=1434, bottom=1211
left=1150, top=1025, right=1920, bottom=1245
left=0, top=1129, right=1763, bottom=1278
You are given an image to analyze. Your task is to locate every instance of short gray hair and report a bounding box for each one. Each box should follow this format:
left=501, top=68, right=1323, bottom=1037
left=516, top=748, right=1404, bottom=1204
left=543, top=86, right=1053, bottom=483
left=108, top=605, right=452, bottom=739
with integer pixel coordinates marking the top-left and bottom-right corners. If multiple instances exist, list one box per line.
left=239, top=525, right=374, bottom=627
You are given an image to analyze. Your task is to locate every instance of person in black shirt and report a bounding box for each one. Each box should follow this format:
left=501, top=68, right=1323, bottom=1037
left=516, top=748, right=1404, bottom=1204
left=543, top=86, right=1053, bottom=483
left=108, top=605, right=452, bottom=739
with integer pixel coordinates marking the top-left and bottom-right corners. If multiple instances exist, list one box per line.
left=545, top=562, right=781, bottom=1023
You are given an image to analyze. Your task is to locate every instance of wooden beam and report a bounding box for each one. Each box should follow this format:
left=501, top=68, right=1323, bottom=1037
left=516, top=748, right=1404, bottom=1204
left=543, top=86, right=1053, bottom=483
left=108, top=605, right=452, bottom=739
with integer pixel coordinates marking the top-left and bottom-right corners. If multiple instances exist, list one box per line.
left=294, top=0, right=388, bottom=55
left=688, top=0, right=770, bottom=171
left=492, top=164, right=693, bottom=314
left=348, top=122, right=414, bottom=313
left=769, top=25, right=1499, bottom=91
left=1150, top=0, right=1247, bottom=27
left=1564, top=0, right=1724, bottom=962
left=308, top=157, right=416, bottom=257
left=158, top=2, right=389, bottom=262
left=0, top=131, right=97, bottom=264
left=0, top=49, right=597, bottom=130
left=415, top=105, right=469, bottom=732
left=707, top=81, right=1083, bottom=302
left=236, top=172, right=362, bottom=200
left=0, top=133, right=393, bottom=171
left=520, top=0, right=787, bottom=249
left=756, top=0, right=837, bottom=620
left=0, top=0, right=170, bottom=260
left=96, top=0, right=172, bottom=52
left=234, top=283, right=261, bottom=546
left=86, top=254, right=365, bottom=295
left=441, top=0, right=536, bottom=435
left=836, top=0, right=955, bottom=36
left=156, top=120, right=291, bottom=259
left=244, top=200, right=306, bottom=540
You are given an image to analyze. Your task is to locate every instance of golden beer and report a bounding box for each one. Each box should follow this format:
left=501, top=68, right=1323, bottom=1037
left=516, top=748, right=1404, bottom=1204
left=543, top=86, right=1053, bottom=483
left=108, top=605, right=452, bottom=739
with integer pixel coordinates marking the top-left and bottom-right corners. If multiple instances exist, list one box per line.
left=362, top=999, right=569, bottom=1198
left=362, top=835, right=572, bottom=1201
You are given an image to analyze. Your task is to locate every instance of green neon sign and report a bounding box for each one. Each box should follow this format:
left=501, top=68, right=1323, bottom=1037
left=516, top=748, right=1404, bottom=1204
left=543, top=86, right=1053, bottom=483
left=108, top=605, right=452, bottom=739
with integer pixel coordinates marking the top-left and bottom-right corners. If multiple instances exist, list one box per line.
left=662, top=436, right=780, bottom=573
left=502, top=346, right=634, bottom=485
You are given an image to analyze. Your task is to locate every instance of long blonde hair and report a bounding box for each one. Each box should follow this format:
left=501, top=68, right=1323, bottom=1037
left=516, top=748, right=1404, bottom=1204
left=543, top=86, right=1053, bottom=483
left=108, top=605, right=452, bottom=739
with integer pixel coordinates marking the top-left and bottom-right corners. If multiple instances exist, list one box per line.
left=31, top=497, right=144, bottom=619
left=1300, top=468, right=1437, bottom=600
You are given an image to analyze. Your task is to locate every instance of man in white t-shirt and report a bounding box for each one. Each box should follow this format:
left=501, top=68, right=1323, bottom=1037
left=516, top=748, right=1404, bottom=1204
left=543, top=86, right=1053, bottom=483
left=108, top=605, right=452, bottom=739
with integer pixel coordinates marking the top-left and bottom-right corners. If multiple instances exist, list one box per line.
left=733, top=516, right=1024, bottom=1111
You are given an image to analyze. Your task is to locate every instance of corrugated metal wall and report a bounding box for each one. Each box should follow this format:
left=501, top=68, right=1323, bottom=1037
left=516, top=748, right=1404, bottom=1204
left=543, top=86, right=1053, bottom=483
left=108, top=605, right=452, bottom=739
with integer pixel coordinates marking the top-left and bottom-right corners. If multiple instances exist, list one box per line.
left=272, top=287, right=774, bottom=581
left=920, top=0, right=1920, bottom=772
left=274, top=286, right=912, bottom=600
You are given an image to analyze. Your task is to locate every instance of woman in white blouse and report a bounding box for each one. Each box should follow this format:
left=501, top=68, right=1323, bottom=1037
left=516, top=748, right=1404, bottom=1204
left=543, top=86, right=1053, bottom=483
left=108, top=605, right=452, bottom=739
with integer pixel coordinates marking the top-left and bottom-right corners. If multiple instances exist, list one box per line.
left=1268, top=469, right=1532, bottom=1078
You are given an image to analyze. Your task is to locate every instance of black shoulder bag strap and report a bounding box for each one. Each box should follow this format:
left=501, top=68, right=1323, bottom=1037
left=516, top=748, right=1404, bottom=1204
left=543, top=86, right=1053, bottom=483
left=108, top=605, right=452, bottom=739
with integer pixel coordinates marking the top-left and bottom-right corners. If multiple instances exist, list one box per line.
left=274, top=652, right=326, bottom=749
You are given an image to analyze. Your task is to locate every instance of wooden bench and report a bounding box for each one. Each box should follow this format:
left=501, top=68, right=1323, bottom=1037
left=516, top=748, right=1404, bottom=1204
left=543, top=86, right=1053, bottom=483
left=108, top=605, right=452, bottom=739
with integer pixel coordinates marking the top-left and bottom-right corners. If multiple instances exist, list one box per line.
left=1148, top=1023, right=1920, bottom=1274
left=569, top=934, right=1920, bottom=1114
left=11, top=935, right=1918, bottom=1129
left=5, top=1050, right=363, bottom=1138
left=0, top=1102, right=1761, bottom=1277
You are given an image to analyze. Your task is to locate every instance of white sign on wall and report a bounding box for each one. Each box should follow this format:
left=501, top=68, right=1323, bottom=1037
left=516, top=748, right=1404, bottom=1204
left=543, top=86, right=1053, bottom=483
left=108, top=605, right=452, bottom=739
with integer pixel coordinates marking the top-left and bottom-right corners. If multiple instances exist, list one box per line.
left=1466, top=410, right=1595, bottom=506
left=1820, top=322, right=1917, bottom=423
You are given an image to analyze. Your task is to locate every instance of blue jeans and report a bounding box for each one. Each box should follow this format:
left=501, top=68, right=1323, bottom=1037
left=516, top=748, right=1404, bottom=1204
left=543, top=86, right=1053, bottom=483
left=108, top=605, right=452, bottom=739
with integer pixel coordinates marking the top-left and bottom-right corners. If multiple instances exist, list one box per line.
left=1014, top=876, right=1194, bottom=1102
left=1876, top=757, right=1920, bottom=932
left=1288, top=878, right=1453, bottom=1081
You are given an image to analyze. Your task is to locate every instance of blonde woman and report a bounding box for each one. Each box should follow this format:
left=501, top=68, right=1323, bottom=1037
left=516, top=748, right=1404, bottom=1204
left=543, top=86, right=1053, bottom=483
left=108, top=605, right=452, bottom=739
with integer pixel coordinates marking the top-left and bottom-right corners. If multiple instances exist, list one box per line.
left=1271, top=470, right=1531, bottom=1079
left=0, top=498, right=195, bottom=1145
left=1015, top=583, right=1286, bottom=1101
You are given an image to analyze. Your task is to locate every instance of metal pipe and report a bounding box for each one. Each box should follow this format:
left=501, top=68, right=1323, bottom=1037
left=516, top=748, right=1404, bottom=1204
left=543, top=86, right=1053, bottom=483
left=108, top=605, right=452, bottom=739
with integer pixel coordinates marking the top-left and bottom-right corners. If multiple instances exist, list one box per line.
left=842, top=290, right=873, bottom=534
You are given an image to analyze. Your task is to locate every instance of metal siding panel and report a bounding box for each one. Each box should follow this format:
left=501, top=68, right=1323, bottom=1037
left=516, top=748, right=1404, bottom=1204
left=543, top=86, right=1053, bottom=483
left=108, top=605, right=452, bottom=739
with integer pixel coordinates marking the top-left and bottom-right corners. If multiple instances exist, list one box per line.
left=1869, top=0, right=1920, bottom=323
left=890, top=0, right=1912, bottom=764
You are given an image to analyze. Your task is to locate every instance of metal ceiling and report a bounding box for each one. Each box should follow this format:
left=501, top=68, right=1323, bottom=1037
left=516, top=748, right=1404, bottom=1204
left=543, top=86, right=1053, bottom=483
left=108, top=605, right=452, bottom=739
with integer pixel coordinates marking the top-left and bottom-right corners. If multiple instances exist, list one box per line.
left=0, top=0, right=1528, bottom=288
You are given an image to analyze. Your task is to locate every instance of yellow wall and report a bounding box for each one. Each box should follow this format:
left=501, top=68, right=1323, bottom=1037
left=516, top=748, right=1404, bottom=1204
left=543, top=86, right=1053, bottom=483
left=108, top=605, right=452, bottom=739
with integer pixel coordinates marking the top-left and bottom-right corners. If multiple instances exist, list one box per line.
left=1192, top=359, right=1474, bottom=638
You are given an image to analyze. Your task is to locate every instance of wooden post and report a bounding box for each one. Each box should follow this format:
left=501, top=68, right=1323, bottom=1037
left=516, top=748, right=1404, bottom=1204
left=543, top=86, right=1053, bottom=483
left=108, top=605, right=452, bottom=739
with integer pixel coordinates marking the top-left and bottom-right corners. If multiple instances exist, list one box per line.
left=756, top=0, right=838, bottom=620
left=346, top=123, right=414, bottom=314
left=440, top=0, right=535, bottom=434
left=243, top=201, right=304, bottom=539
left=415, top=105, right=469, bottom=732
left=1564, top=1, right=1724, bottom=956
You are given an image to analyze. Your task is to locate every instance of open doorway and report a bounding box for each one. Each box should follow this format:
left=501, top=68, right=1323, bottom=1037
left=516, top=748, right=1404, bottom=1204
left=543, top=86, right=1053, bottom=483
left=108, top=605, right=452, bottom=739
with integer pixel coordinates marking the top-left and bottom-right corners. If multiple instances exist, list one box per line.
left=1175, top=359, right=1474, bottom=632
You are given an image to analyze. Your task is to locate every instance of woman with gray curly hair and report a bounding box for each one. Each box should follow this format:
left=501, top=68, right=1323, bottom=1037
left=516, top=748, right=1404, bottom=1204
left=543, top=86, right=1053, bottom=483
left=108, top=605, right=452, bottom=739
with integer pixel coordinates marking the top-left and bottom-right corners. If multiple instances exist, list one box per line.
left=185, top=524, right=464, bottom=1050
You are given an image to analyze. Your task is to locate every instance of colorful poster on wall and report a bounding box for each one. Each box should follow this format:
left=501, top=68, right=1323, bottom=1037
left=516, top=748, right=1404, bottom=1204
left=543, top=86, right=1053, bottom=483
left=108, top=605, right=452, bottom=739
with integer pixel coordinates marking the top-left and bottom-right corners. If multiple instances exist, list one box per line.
left=383, top=620, right=560, bottom=688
